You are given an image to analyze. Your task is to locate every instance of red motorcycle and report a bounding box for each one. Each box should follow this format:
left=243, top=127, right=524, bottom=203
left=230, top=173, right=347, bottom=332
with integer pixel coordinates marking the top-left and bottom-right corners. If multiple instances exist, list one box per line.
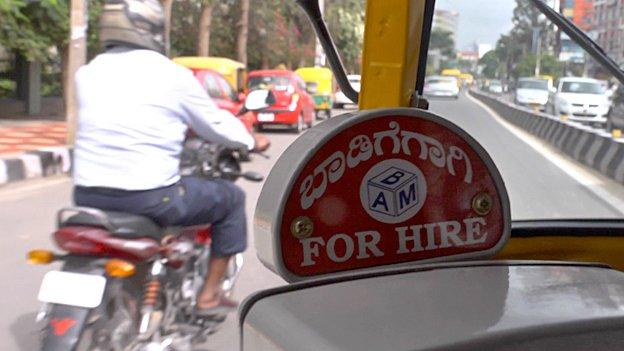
left=29, top=144, right=263, bottom=351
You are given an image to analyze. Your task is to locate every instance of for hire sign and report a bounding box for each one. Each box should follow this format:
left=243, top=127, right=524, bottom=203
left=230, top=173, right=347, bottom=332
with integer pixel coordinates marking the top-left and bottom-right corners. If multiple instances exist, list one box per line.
left=254, top=108, right=511, bottom=282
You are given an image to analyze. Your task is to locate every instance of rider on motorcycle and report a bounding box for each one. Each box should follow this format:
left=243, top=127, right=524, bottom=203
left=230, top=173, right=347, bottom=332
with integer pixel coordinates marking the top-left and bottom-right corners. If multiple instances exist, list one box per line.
left=72, top=0, right=267, bottom=314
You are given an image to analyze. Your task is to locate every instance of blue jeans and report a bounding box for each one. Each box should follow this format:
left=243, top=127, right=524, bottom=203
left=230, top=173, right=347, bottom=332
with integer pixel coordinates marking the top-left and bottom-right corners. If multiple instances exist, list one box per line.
left=73, top=177, right=247, bottom=257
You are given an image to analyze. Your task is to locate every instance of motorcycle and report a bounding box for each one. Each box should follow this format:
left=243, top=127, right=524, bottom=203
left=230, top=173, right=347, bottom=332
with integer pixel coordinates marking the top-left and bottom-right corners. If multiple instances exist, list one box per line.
left=28, top=90, right=274, bottom=351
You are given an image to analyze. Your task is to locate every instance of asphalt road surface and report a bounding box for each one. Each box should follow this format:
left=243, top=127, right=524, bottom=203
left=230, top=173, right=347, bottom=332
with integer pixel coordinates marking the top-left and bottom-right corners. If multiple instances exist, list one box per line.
left=2, top=93, right=624, bottom=351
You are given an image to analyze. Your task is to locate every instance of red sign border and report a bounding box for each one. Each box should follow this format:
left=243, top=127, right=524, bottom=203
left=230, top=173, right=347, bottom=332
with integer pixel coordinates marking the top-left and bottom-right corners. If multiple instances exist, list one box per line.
left=254, top=108, right=511, bottom=282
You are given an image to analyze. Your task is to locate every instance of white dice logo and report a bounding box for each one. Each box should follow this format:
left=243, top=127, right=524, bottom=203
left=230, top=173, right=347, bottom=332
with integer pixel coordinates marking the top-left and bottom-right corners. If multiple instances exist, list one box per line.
left=360, top=159, right=427, bottom=224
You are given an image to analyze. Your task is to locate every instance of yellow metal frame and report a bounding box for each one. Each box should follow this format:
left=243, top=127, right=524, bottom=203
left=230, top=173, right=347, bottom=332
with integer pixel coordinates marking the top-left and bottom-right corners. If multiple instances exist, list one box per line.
left=358, top=0, right=427, bottom=109
left=495, top=236, right=624, bottom=271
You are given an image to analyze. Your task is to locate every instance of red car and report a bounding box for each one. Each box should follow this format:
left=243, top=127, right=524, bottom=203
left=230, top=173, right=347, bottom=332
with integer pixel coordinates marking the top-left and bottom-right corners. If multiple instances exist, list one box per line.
left=191, top=69, right=256, bottom=133
left=247, top=70, right=315, bottom=133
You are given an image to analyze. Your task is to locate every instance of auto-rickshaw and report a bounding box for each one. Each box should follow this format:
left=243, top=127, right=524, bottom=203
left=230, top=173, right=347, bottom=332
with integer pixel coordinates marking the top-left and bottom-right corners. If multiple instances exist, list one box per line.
left=240, top=0, right=624, bottom=350
left=459, top=72, right=474, bottom=86
left=441, top=68, right=462, bottom=88
left=172, top=56, right=246, bottom=92
left=537, top=74, right=555, bottom=91
left=295, top=66, right=334, bottom=119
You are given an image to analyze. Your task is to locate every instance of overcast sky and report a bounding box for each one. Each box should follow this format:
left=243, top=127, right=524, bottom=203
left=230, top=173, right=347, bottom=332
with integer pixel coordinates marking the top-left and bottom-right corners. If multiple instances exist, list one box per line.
left=436, top=0, right=516, bottom=50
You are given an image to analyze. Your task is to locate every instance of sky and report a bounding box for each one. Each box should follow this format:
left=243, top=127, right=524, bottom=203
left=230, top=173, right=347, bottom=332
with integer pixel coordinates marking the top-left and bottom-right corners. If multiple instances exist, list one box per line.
left=436, top=0, right=517, bottom=50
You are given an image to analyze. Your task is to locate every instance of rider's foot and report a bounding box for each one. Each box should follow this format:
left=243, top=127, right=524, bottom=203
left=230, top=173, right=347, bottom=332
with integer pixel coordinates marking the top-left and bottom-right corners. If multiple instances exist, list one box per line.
left=196, top=290, right=238, bottom=315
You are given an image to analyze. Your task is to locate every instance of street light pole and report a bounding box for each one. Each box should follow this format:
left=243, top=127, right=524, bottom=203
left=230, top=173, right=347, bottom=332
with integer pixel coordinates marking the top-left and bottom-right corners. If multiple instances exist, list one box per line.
left=65, top=0, right=88, bottom=145
left=533, top=27, right=542, bottom=76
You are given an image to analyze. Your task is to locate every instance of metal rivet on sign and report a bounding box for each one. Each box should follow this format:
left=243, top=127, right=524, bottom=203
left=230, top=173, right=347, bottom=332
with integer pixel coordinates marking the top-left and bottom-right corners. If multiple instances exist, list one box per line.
left=291, top=216, right=314, bottom=240
left=472, top=192, right=493, bottom=216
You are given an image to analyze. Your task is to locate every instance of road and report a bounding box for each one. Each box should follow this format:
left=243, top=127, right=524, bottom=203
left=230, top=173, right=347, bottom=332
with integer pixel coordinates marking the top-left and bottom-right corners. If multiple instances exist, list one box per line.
left=2, top=93, right=624, bottom=351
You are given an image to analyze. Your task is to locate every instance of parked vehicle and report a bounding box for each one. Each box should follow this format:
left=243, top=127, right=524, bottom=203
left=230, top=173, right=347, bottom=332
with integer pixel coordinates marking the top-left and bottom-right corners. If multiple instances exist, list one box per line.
left=173, top=56, right=246, bottom=92
left=550, top=77, right=610, bottom=125
left=423, top=75, right=460, bottom=98
left=487, top=79, right=504, bottom=94
left=247, top=69, right=315, bottom=133
left=333, top=74, right=361, bottom=109
left=295, top=66, right=334, bottom=119
left=606, top=84, right=624, bottom=131
left=174, top=58, right=255, bottom=132
left=514, top=77, right=550, bottom=111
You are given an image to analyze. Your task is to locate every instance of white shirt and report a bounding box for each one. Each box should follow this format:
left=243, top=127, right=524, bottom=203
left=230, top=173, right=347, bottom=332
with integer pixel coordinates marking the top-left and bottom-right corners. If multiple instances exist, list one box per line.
left=73, top=48, right=255, bottom=190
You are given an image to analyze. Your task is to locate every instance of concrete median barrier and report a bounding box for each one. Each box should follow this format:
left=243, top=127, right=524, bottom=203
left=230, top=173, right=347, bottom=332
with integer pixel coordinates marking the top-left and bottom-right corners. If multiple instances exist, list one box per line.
left=470, top=89, right=624, bottom=185
left=0, top=147, right=71, bottom=186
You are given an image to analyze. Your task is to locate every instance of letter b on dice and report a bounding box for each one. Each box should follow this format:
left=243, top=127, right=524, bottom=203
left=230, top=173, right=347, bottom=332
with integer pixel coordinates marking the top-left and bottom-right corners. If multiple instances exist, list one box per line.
left=367, top=167, right=420, bottom=217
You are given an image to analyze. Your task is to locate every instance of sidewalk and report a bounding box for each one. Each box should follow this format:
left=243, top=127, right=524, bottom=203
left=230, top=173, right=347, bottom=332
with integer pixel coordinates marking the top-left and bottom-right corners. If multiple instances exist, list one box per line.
left=0, top=120, right=71, bottom=185
left=0, top=120, right=67, bottom=155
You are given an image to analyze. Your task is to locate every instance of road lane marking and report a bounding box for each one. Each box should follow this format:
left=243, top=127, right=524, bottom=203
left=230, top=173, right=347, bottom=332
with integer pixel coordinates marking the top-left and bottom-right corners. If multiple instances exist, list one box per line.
left=467, top=92, right=624, bottom=216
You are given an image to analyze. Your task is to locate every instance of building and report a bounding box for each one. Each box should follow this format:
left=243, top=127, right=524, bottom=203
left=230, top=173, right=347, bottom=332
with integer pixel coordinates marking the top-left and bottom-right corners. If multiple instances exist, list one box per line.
left=592, top=0, right=624, bottom=67
left=432, top=9, right=459, bottom=47
left=573, top=0, right=594, bottom=31
left=558, top=0, right=594, bottom=63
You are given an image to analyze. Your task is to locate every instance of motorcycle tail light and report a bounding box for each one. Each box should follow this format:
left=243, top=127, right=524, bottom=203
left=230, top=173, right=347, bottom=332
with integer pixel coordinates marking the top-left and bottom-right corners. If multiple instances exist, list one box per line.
left=27, top=249, right=55, bottom=265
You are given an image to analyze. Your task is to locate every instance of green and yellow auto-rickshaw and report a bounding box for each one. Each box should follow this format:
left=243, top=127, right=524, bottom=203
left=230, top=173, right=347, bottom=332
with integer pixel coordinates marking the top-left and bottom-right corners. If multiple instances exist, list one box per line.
left=295, top=66, right=334, bottom=119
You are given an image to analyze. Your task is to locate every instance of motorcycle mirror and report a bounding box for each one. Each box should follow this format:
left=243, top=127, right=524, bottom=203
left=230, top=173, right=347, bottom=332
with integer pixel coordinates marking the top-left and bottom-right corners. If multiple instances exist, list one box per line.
left=242, top=171, right=264, bottom=182
left=244, top=89, right=276, bottom=111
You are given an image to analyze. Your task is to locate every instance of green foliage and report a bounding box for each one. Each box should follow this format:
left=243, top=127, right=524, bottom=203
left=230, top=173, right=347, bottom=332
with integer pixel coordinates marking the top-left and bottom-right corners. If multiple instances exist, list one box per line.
left=429, top=29, right=455, bottom=58
left=325, top=0, right=365, bottom=74
left=479, top=50, right=500, bottom=78
left=0, top=78, right=16, bottom=97
left=492, top=0, right=558, bottom=80
left=0, top=0, right=69, bottom=61
left=514, top=54, right=562, bottom=79
left=170, top=0, right=364, bottom=72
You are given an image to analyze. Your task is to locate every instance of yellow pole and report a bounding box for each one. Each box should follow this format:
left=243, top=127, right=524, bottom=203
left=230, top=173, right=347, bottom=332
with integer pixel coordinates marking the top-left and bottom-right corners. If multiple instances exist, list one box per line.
left=358, top=0, right=427, bottom=109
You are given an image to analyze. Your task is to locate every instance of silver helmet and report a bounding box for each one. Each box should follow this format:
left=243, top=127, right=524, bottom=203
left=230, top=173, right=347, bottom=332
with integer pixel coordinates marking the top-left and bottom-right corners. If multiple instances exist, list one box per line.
left=99, top=0, right=166, bottom=53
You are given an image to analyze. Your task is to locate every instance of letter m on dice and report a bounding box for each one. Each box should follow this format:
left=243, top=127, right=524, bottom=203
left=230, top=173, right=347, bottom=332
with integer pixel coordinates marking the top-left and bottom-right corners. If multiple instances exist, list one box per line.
left=367, top=167, right=420, bottom=217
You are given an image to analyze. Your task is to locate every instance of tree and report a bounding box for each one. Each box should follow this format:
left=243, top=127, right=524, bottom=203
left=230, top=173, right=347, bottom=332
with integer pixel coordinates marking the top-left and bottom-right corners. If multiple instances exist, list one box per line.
left=429, top=29, right=455, bottom=58
left=197, top=0, right=215, bottom=56
left=162, top=0, right=174, bottom=56
left=495, top=33, right=523, bottom=80
left=325, top=0, right=365, bottom=73
left=0, top=0, right=102, bottom=97
left=509, top=0, right=552, bottom=56
left=236, top=0, right=249, bottom=64
left=514, top=54, right=562, bottom=79
left=479, top=50, right=500, bottom=79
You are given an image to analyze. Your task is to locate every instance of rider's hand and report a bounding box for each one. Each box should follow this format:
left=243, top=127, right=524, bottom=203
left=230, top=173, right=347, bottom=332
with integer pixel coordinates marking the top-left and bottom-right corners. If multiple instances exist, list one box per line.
left=253, top=133, right=270, bottom=152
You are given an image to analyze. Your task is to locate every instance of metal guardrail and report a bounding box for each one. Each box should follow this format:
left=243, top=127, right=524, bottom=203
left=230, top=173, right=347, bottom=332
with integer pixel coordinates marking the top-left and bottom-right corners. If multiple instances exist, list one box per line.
left=470, top=89, right=624, bottom=184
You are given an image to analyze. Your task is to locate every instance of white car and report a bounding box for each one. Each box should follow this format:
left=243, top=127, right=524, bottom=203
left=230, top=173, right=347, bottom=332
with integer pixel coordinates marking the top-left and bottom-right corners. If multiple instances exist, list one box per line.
left=423, top=75, right=459, bottom=99
left=334, top=74, right=360, bottom=109
left=515, top=78, right=550, bottom=111
left=488, top=80, right=504, bottom=94
left=550, top=77, right=610, bottom=125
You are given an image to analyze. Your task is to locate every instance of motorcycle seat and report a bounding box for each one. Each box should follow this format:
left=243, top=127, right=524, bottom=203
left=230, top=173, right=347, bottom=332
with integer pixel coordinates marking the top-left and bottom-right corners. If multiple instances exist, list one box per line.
left=60, top=207, right=163, bottom=241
